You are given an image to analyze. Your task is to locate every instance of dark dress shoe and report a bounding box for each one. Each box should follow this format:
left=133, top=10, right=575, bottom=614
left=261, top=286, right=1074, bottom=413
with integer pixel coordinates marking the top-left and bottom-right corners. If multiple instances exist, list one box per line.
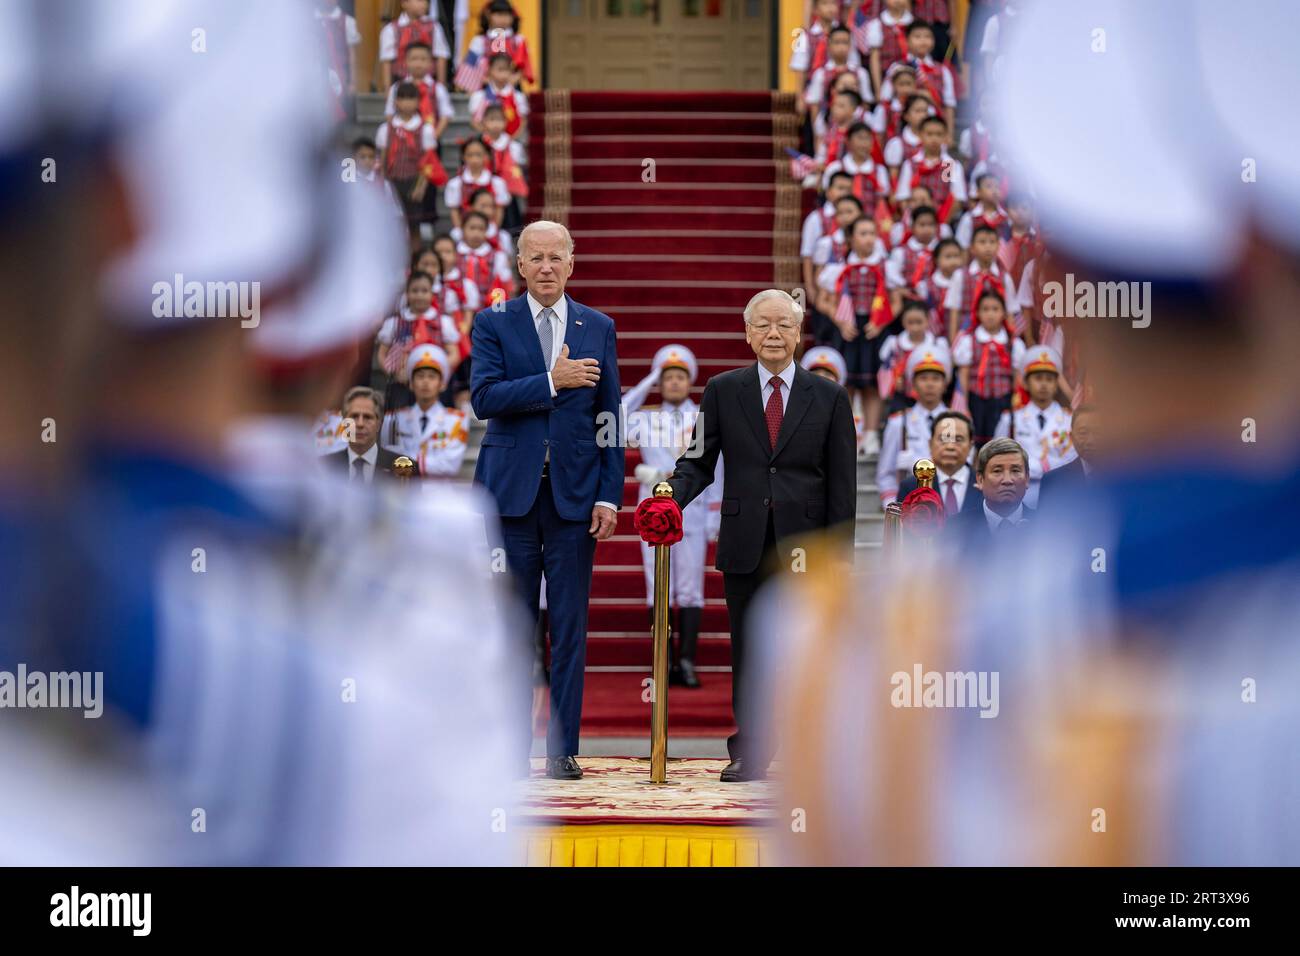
left=720, top=759, right=767, bottom=782
left=678, top=659, right=701, bottom=688
left=545, top=755, right=583, bottom=780
left=669, top=664, right=686, bottom=686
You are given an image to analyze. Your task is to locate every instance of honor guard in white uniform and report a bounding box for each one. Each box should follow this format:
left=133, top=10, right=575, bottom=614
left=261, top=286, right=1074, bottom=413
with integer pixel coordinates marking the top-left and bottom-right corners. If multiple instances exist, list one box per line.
left=996, top=344, right=1074, bottom=508
left=801, top=346, right=865, bottom=450
left=4, top=0, right=525, bottom=867
left=876, top=342, right=952, bottom=505
left=623, top=344, right=721, bottom=686
left=757, top=0, right=1300, bottom=868
left=382, top=344, right=470, bottom=477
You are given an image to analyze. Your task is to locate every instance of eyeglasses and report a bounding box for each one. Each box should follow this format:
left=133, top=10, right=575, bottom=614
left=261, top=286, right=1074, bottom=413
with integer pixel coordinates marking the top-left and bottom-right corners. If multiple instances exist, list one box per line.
left=747, top=321, right=801, bottom=334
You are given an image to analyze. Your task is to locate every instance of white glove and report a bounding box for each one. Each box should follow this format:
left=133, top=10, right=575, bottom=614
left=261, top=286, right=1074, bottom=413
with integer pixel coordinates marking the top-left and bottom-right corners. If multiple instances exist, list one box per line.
left=635, top=463, right=666, bottom=486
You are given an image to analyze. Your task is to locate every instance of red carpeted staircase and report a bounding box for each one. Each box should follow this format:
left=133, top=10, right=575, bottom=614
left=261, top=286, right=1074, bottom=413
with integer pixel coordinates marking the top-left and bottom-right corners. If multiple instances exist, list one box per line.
left=527, top=90, right=803, bottom=737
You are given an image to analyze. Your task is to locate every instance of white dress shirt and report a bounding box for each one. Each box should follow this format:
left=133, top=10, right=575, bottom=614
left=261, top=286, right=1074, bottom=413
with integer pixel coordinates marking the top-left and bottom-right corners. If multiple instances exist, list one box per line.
left=347, top=443, right=379, bottom=484
left=526, top=292, right=616, bottom=514
left=757, top=359, right=796, bottom=414
left=982, top=500, right=1026, bottom=532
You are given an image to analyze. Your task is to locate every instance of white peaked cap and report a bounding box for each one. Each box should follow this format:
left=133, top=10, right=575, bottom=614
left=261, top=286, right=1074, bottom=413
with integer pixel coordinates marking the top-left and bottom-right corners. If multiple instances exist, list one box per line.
left=1018, top=344, right=1063, bottom=378
left=406, top=344, right=451, bottom=384
left=992, top=0, right=1300, bottom=278
left=96, top=0, right=338, bottom=325
left=252, top=177, right=407, bottom=362
left=801, top=346, right=847, bottom=386
left=652, top=344, right=698, bottom=384
left=906, top=339, right=953, bottom=382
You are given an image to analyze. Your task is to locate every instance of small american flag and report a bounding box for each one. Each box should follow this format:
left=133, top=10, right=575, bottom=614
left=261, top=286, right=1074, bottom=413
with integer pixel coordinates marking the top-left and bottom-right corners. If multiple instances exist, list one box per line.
left=785, top=146, right=817, bottom=182
left=454, top=47, right=487, bottom=93
left=950, top=375, right=969, bottom=415
left=382, top=342, right=407, bottom=376
left=852, top=6, right=872, bottom=54
left=835, top=292, right=856, bottom=332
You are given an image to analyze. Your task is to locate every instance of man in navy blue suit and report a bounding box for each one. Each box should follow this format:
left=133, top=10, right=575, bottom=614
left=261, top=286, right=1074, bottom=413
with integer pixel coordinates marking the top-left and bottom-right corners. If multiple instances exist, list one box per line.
left=470, top=220, right=624, bottom=779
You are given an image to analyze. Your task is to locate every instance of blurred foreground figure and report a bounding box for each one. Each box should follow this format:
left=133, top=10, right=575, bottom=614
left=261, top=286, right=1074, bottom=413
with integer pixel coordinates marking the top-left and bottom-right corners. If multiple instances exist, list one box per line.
left=1, top=0, right=524, bottom=866
left=765, top=0, right=1300, bottom=866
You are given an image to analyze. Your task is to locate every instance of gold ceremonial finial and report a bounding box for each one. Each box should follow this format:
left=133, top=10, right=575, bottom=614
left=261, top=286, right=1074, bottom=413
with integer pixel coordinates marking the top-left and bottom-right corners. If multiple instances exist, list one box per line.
left=393, top=456, right=416, bottom=480
left=913, top=458, right=937, bottom=489
left=654, top=481, right=673, bottom=497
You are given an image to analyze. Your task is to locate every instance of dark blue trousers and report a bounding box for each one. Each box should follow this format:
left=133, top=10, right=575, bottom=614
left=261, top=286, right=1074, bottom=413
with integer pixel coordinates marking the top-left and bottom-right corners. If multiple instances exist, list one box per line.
left=499, top=474, right=596, bottom=757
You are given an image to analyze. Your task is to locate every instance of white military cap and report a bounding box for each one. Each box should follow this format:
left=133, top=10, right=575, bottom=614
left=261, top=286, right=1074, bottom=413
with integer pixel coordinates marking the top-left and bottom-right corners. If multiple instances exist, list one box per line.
left=906, top=340, right=953, bottom=382
left=406, top=344, right=451, bottom=384
left=801, top=346, right=847, bottom=386
left=95, top=0, right=338, bottom=326
left=1018, top=344, right=1063, bottom=378
left=992, top=0, right=1300, bottom=278
left=652, top=344, right=698, bottom=384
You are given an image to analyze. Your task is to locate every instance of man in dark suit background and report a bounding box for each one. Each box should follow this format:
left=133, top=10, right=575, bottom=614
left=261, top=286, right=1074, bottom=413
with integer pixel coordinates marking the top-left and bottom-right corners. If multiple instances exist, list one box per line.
left=667, top=289, right=857, bottom=782
left=321, top=386, right=409, bottom=481
left=1038, top=404, right=1098, bottom=507
left=895, top=410, right=984, bottom=516
left=946, top=436, right=1034, bottom=545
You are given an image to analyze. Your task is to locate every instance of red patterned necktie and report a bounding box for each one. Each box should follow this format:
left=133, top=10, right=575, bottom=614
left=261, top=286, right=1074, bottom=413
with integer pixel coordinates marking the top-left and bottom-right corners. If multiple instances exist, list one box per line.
left=765, top=377, right=784, bottom=449
left=943, top=477, right=958, bottom=515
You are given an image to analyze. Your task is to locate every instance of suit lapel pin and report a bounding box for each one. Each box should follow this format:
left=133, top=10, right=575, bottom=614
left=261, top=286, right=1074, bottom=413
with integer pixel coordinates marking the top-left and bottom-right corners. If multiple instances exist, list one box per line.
left=575, top=320, right=583, bottom=326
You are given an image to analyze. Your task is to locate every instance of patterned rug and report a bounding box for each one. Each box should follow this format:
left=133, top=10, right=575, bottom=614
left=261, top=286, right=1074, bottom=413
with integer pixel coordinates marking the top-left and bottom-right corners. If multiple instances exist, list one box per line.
left=520, top=757, right=778, bottom=825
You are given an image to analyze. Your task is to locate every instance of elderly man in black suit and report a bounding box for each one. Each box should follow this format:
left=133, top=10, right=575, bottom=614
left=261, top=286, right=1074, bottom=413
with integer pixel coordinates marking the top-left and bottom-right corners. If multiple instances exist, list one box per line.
left=946, top=436, right=1034, bottom=544
left=321, top=386, right=408, bottom=482
left=895, top=410, right=984, bottom=516
left=666, top=289, right=858, bottom=782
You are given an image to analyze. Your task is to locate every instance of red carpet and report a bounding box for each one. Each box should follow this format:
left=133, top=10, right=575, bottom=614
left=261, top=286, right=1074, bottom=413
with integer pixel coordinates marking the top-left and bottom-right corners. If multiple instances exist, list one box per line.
left=535, top=672, right=736, bottom=738
left=528, top=90, right=802, bottom=736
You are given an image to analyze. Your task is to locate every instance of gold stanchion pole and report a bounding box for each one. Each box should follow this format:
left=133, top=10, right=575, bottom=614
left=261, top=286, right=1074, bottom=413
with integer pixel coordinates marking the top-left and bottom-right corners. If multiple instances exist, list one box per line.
left=392, top=455, right=416, bottom=481
left=882, top=502, right=903, bottom=555
left=647, top=481, right=676, bottom=785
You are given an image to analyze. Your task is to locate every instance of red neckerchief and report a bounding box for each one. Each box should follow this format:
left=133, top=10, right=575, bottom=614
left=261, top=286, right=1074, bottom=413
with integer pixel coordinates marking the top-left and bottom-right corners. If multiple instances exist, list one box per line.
left=974, top=330, right=1012, bottom=394
left=825, top=124, right=849, bottom=166
left=967, top=266, right=1007, bottom=330
left=385, top=120, right=419, bottom=177
left=975, top=205, right=1011, bottom=241
left=911, top=149, right=954, bottom=220
left=847, top=155, right=879, bottom=204
left=912, top=58, right=945, bottom=108
left=835, top=259, right=887, bottom=307
left=395, top=18, right=434, bottom=79
left=809, top=23, right=832, bottom=73
left=409, top=76, right=439, bottom=125
left=482, top=84, right=521, bottom=135
left=887, top=99, right=906, bottom=139
left=908, top=243, right=933, bottom=287
left=462, top=249, right=493, bottom=294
